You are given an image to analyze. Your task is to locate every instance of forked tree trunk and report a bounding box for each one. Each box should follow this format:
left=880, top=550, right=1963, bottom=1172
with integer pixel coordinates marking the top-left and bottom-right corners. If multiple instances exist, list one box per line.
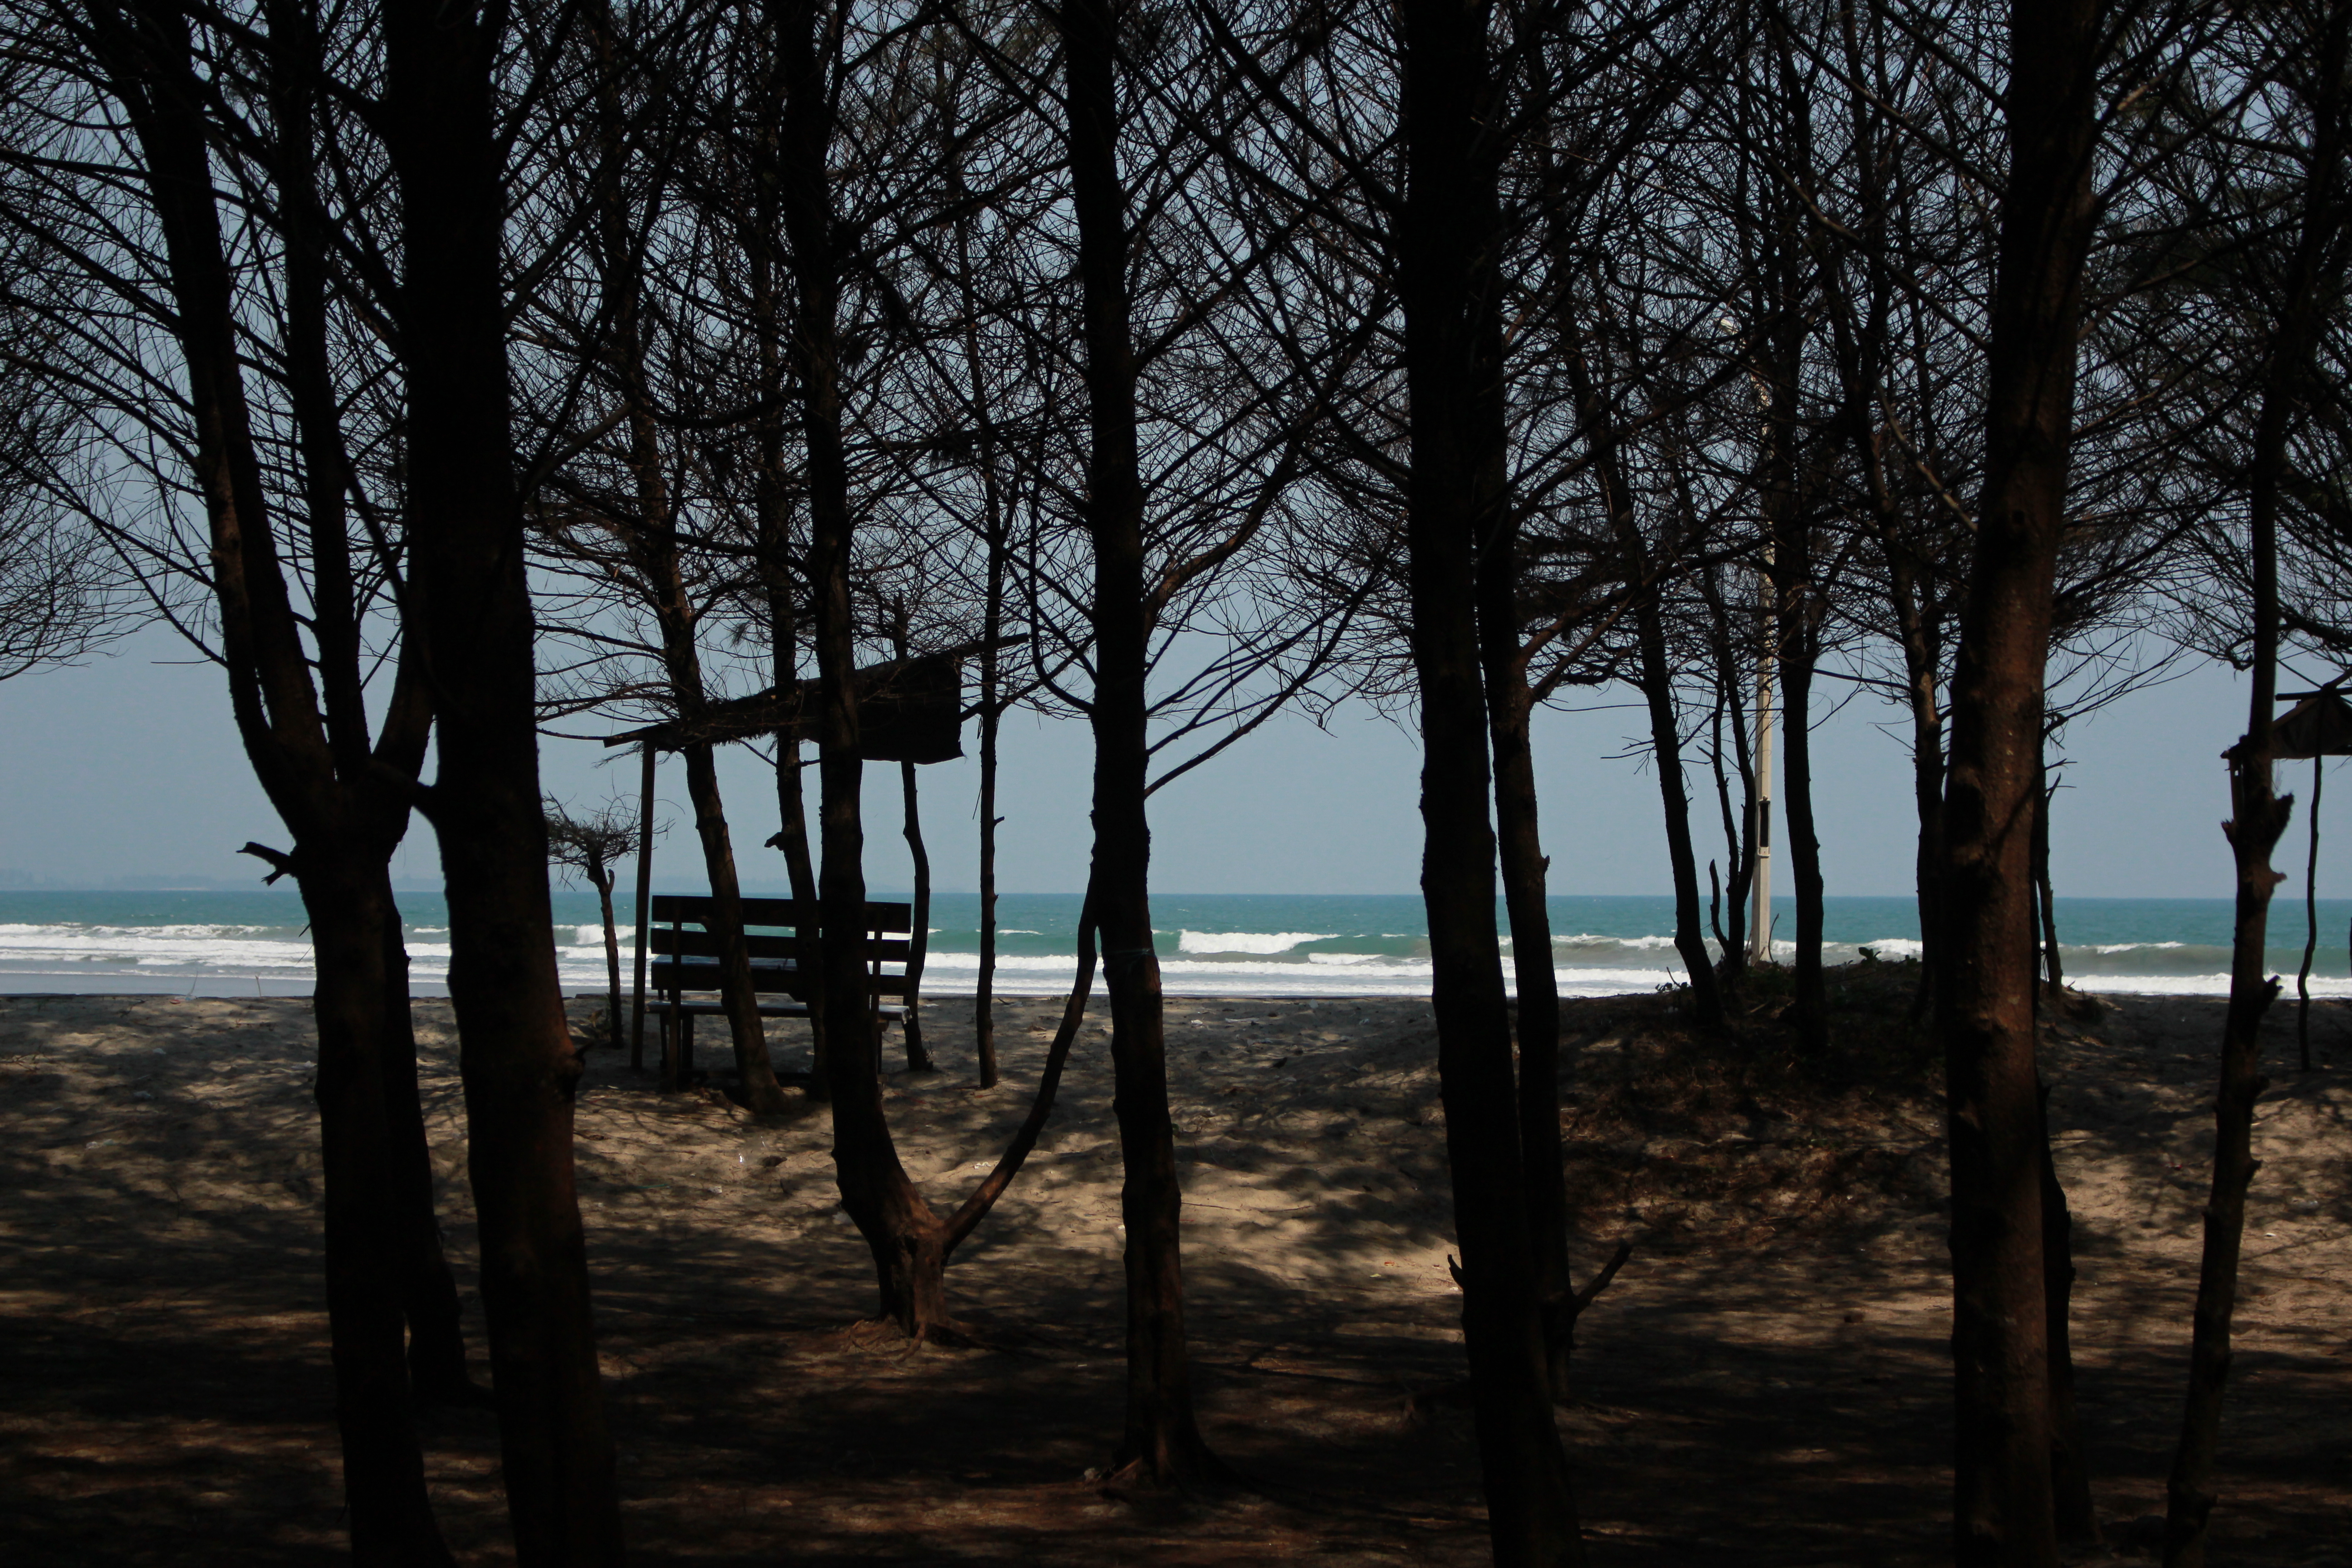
left=96, top=6, right=460, bottom=1555
left=1396, top=0, right=1581, bottom=1557
left=1058, top=0, right=1216, bottom=1483
left=1700, top=567, right=1755, bottom=981
left=384, top=0, right=624, bottom=1554
left=1936, top=3, right=2106, bottom=1562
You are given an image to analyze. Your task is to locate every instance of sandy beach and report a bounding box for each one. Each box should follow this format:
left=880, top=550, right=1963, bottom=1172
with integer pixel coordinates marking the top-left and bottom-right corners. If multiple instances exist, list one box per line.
left=2, top=983, right=2347, bottom=1565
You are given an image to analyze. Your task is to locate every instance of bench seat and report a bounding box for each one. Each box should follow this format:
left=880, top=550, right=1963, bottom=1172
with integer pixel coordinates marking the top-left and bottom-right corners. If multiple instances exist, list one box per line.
left=637, top=896, right=918, bottom=1088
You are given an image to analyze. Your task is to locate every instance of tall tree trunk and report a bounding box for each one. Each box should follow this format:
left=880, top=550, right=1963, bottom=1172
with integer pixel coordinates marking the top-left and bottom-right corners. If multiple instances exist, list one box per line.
left=95, top=5, right=459, bottom=1554
left=1397, top=0, right=1581, bottom=1557
left=2163, top=14, right=2345, bottom=1557
left=1057, top=0, right=1215, bottom=1482
left=1477, top=513, right=1577, bottom=1401
left=1563, top=347, right=1722, bottom=1031
left=384, top=0, right=624, bottom=1555
left=1936, top=4, right=2107, bottom=1562
left=583, top=0, right=784, bottom=1115
left=942, top=53, right=1007, bottom=1093
left=309, top=862, right=458, bottom=1567
left=775, top=0, right=950, bottom=1335
left=741, top=21, right=826, bottom=1098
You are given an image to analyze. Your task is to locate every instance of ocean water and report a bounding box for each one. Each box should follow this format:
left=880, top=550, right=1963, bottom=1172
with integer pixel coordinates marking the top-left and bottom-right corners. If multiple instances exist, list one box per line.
left=2, top=888, right=2346, bottom=1001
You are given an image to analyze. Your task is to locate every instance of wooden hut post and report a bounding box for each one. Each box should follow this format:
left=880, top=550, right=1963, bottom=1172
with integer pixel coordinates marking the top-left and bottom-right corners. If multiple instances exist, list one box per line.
left=631, top=740, right=657, bottom=1071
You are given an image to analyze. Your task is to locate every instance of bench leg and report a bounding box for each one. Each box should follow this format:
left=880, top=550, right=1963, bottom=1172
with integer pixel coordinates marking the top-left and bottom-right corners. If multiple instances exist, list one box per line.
left=659, top=1010, right=681, bottom=1094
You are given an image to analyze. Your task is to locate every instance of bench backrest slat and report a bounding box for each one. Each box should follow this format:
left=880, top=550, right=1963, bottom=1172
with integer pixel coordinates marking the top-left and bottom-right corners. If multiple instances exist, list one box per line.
left=648, top=929, right=910, bottom=964
left=648, top=894, right=911, bottom=932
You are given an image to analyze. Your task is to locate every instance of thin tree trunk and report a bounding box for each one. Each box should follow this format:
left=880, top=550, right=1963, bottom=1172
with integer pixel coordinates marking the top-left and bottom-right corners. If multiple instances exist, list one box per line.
left=742, top=25, right=826, bottom=1099
left=597, top=871, right=623, bottom=1050
left=1902, top=597, right=1946, bottom=1023
left=582, top=0, right=783, bottom=1115
left=775, top=0, right=951, bottom=1336
left=384, top=0, right=624, bottom=1553
left=2297, top=757, right=2320, bottom=1074
left=900, top=757, right=936, bottom=1073
left=1780, top=614, right=1828, bottom=1053
left=1564, top=343, right=1722, bottom=1032
left=1057, top=0, right=1215, bottom=1482
left=1936, top=3, right=2107, bottom=1561
left=2163, top=12, right=2345, bottom=1552
left=1700, top=567, right=1754, bottom=981
left=2036, top=756, right=2065, bottom=995
left=942, top=56, right=1007, bottom=1093
left=1477, top=513, right=1576, bottom=1401
left=976, top=637, right=1004, bottom=1088
left=1396, top=0, right=1580, bottom=1555
left=679, top=740, right=791, bottom=1110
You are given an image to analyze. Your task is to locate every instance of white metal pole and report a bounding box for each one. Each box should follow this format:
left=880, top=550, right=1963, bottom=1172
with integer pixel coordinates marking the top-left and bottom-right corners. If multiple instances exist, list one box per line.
left=1748, top=562, right=1775, bottom=966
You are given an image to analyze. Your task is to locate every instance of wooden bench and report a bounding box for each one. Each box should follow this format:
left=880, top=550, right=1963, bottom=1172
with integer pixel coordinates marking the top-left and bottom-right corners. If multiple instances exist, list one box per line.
left=643, top=894, right=914, bottom=1087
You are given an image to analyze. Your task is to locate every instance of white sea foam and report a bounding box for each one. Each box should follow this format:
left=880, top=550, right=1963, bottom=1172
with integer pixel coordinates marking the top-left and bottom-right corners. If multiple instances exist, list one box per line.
left=0, top=912, right=2329, bottom=1003
left=1174, top=930, right=1337, bottom=955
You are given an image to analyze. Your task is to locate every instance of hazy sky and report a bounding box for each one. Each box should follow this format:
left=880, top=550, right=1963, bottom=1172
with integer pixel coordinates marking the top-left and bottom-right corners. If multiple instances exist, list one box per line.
left=2, top=621, right=2339, bottom=900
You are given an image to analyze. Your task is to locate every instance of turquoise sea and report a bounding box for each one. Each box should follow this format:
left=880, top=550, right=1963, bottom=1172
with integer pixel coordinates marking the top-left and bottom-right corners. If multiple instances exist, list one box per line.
left=0, top=888, right=2343, bottom=1000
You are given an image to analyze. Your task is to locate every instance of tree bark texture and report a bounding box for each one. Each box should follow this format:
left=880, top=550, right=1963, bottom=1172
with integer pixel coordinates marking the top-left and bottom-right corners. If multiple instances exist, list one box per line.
left=776, top=0, right=949, bottom=1336
left=1936, top=3, right=2106, bottom=1561
left=384, top=0, right=624, bottom=1555
left=2163, top=13, right=2344, bottom=1554
left=1476, top=516, right=1578, bottom=1401
left=93, top=5, right=463, bottom=1556
left=1777, top=603, right=1829, bottom=1052
left=1396, top=0, right=1582, bottom=1557
left=583, top=0, right=785, bottom=1114
left=1058, top=0, right=1215, bottom=1482
left=1562, top=344, right=1722, bottom=1031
